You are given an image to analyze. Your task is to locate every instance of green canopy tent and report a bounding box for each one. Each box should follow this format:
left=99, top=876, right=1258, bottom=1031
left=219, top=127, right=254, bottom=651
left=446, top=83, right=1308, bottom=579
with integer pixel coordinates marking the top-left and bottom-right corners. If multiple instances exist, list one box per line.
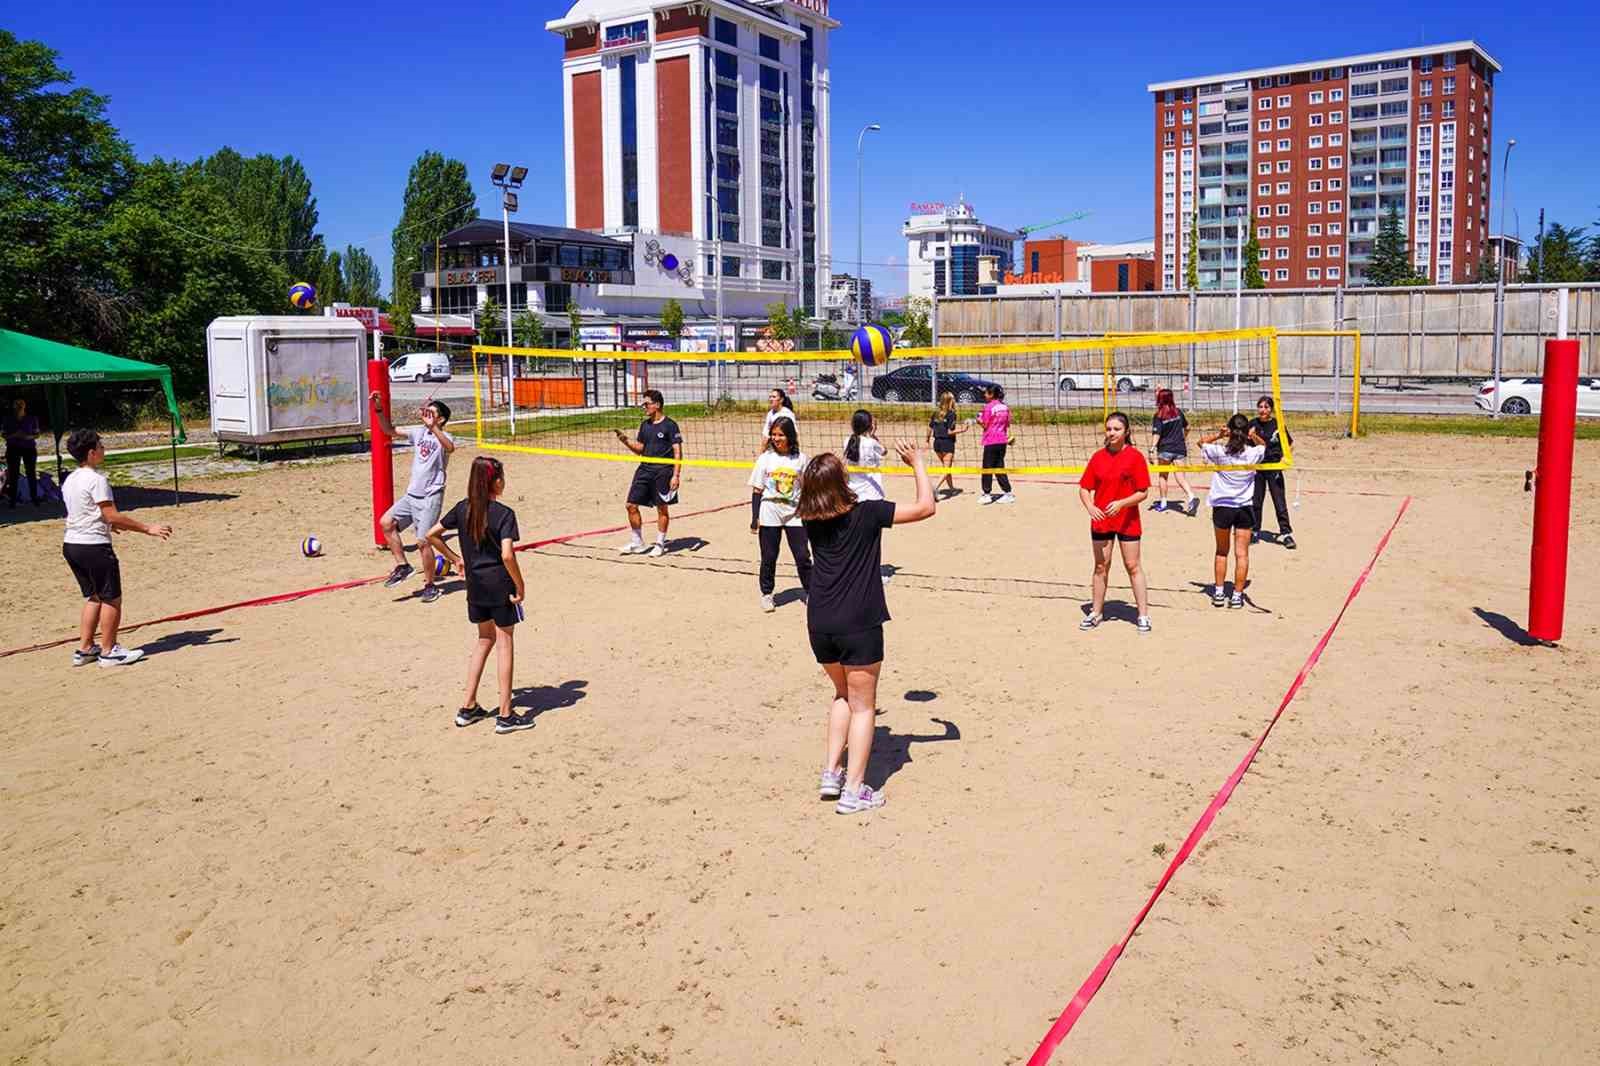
left=0, top=329, right=188, bottom=504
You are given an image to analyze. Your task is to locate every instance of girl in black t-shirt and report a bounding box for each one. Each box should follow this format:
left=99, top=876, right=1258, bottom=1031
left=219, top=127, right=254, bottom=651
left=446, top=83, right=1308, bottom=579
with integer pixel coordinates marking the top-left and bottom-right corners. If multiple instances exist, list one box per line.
left=924, top=390, right=972, bottom=497
left=795, top=443, right=937, bottom=815
left=426, top=456, right=533, bottom=734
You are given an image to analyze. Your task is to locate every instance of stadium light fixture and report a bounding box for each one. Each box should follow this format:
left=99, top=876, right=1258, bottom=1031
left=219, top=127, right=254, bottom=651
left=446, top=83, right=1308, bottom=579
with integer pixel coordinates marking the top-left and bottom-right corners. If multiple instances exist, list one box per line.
left=488, top=161, right=528, bottom=433
left=509, top=166, right=529, bottom=187
left=490, top=162, right=511, bottom=183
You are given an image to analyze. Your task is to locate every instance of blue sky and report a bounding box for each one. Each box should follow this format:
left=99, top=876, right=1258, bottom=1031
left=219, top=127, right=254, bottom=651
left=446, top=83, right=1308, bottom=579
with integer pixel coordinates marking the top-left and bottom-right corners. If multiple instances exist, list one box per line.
left=10, top=0, right=1598, bottom=298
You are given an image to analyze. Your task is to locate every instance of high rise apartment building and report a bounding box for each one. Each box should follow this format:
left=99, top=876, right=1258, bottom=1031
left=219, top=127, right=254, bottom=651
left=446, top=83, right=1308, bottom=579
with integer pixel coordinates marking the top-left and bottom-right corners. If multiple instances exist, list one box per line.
left=1149, top=42, right=1500, bottom=290
left=547, top=0, right=837, bottom=313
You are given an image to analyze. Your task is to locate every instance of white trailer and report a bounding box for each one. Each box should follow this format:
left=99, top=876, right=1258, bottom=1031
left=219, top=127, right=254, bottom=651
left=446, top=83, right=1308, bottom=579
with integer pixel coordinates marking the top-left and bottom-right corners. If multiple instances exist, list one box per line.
left=207, top=316, right=369, bottom=447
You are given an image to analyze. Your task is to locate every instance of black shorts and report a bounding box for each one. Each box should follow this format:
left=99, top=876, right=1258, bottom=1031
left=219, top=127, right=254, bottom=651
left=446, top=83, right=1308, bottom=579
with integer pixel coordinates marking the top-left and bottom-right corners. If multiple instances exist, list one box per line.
left=626, top=467, right=677, bottom=507
left=808, top=626, right=884, bottom=667
left=1212, top=504, right=1256, bottom=530
left=932, top=439, right=956, bottom=455
left=63, top=542, right=121, bottom=601
left=467, top=600, right=523, bottom=628
left=1091, top=530, right=1141, bottom=542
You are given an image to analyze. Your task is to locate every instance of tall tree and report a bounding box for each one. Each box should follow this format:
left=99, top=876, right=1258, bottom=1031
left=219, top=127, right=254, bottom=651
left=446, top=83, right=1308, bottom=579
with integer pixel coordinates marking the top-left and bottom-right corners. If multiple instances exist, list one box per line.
left=1521, top=223, right=1590, bottom=283
left=197, top=148, right=324, bottom=281
left=568, top=303, right=583, bottom=349
left=1476, top=250, right=1501, bottom=283
left=1185, top=213, right=1200, bottom=291
left=1241, top=223, right=1266, bottom=289
left=766, top=301, right=798, bottom=341
left=315, top=249, right=346, bottom=307
left=660, top=298, right=685, bottom=348
left=0, top=31, right=137, bottom=346
left=1366, top=205, right=1421, bottom=286
left=390, top=152, right=476, bottom=323
left=513, top=309, right=545, bottom=349
left=478, top=294, right=504, bottom=346
left=344, top=245, right=382, bottom=307
left=900, top=296, right=933, bottom=347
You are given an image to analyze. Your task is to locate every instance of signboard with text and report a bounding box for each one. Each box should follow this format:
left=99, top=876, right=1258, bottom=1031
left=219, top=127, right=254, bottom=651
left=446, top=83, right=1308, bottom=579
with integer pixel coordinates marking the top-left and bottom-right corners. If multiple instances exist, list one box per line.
left=602, top=20, right=649, bottom=50
left=331, top=305, right=381, bottom=330
left=443, top=268, right=500, bottom=286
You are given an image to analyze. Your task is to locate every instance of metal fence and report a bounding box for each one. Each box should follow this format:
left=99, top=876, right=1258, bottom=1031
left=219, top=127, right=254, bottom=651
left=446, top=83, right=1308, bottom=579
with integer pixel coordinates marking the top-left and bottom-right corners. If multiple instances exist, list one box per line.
left=936, top=284, right=1600, bottom=382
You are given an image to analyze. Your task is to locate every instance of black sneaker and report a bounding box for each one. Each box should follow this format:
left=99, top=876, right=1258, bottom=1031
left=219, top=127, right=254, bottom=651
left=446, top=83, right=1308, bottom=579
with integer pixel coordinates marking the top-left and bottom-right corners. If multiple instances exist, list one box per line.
left=495, top=712, right=536, bottom=734
left=420, top=584, right=441, bottom=604
left=383, top=564, right=414, bottom=588
left=1281, top=534, right=1297, bottom=550
left=454, top=704, right=491, bottom=727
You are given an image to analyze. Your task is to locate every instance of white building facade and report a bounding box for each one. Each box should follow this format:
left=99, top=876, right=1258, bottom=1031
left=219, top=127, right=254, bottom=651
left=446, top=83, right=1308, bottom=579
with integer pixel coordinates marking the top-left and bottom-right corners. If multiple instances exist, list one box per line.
left=902, top=198, right=1020, bottom=301
left=546, top=0, right=838, bottom=320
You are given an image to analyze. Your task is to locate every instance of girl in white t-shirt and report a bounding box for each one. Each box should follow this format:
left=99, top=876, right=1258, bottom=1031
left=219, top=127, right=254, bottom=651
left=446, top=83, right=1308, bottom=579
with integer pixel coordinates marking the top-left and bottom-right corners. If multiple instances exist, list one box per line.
left=1199, top=414, right=1266, bottom=609
left=843, top=409, right=886, bottom=501
left=759, top=388, right=798, bottom=452
left=747, top=415, right=813, bottom=612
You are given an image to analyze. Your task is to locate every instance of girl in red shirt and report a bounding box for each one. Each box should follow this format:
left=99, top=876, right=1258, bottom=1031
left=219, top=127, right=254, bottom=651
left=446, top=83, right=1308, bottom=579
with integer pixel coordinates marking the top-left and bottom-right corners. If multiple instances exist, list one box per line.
left=1077, top=411, right=1153, bottom=633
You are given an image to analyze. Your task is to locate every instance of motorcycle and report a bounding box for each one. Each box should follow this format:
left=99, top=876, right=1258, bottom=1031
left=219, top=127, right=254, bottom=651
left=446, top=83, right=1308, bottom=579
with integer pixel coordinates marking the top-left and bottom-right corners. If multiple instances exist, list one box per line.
left=812, top=370, right=858, bottom=402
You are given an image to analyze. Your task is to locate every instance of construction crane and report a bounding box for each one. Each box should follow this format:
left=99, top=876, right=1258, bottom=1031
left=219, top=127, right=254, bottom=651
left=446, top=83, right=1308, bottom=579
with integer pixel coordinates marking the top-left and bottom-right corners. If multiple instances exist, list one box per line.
left=1011, top=211, right=1092, bottom=279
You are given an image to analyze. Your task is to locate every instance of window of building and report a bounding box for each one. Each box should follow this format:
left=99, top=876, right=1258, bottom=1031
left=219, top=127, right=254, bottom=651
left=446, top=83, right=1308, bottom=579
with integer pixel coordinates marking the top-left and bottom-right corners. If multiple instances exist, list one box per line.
left=1163, top=131, right=1175, bottom=146
left=1258, top=139, right=1271, bottom=152
left=1182, top=86, right=1195, bottom=101
left=1182, top=109, right=1193, bottom=123
left=1330, top=132, right=1344, bottom=147
left=1307, top=246, right=1321, bottom=258
left=1309, top=135, right=1324, bottom=148
left=759, top=32, right=780, bottom=60
left=1257, top=161, right=1270, bottom=174
left=1309, top=113, right=1325, bottom=128
left=1257, top=205, right=1270, bottom=217
left=1309, top=179, right=1323, bottom=192
left=1416, top=194, right=1431, bottom=214
left=1442, top=100, right=1455, bottom=117
left=1258, top=97, right=1272, bottom=110
left=1309, top=90, right=1324, bottom=104
left=1277, top=116, right=1291, bottom=129
left=1329, top=178, right=1342, bottom=190
left=1183, top=129, right=1193, bottom=144
left=1312, top=69, right=1325, bottom=82
left=1328, top=200, right=1342, bottom=213
left=1439, top=239, right=1452, bottom=256
left=1420, top=102, right=1432, bottom=120
left=1272, top=246, right=1287, bottom=260
left=1330, top=88, right=1344, bottom=102
left=1329, top=222, right=1342, bottom=235
left=713, top=17, right=738, bottom=45
left=1327, top=245, right=1342, bottom=258
left=1352, top=81, right=1378, bottom=98
left=619, top=54, right=639, bottom=229
left=1331, top=111, right=1344, bottom=124
left=1308, top=267, right=1322, bottom=279
left=1442, top=76, right=1456, bottom=94
left=1275, top=268, right=1289, bottom=280
left=1278, top=94, right=1291, bottom=107
left=1257, top=225, right=1271, bottom=239
left=1329, top=155, right=1343, bottom=169
left=1309, top=157, right=1323, bottom=171
left=1277, top=74, right=1291, bottom=86
left=1419, top=56, right=1433, bottom=73
left=1258, top=183, right=1270, bottom=195
left=1276, top=138, right=1290, bottom=151
left=1420, top=80, right=1433, bottom=97
left=1163, top=89, right=1175, bottom=103
left=1381, top=77, right=1409, bottom=95
left=1327, top=266, right=1341, bottom=278
left=1309, top=223, right=1323, bottom=235
left=1275, top=224, right=1290, bottom=237
left=1308, top=201, right=1322, bottom=214
left=1276, top=181, right=1290, bottom=193
left=1276, top=203, right=1290, bottom=216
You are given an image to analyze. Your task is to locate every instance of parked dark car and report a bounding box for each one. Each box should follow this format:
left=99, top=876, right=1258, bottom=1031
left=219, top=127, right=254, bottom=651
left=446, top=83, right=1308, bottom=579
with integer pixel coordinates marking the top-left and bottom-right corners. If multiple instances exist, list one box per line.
left=869, top=364, right=1002, bottom=403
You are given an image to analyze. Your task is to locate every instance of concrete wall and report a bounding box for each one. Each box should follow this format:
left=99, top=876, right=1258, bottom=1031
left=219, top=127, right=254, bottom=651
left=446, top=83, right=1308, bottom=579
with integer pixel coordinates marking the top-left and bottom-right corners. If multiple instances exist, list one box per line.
left=936, top=284, right=1600, bottom=379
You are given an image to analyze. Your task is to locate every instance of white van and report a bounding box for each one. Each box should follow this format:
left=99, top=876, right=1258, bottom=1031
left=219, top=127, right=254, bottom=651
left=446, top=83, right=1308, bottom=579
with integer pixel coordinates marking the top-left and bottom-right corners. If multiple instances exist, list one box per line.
left=387, top=351, right=452, bottom=383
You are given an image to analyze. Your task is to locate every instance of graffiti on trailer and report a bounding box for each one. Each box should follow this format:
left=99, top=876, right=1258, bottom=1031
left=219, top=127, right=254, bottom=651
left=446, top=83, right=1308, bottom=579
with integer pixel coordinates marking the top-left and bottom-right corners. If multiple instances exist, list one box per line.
left=266, top=373, right=360, bottom=429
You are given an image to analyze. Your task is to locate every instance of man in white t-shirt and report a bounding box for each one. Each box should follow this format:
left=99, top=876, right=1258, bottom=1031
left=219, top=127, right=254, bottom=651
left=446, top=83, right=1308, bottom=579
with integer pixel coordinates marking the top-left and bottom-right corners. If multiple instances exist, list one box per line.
left=370, top=395, right=455, bottom=603
left=60, top=429, right=173, bottom=667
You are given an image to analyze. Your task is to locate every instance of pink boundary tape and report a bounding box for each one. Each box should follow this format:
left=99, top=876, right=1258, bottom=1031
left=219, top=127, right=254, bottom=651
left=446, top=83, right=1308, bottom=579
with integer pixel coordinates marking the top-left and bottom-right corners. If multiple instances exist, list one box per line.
left=1, top=501, right=747, bottom=660
left=1026, top=495, right=1413, bottom=1066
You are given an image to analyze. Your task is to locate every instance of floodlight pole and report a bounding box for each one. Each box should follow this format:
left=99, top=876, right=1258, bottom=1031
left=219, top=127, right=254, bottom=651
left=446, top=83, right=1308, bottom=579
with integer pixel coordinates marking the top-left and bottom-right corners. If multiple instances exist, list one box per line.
left=493, top=162, right=526, bottom=432
left=1490, top=138, right=1515, bottom=420
left=1233, top=207, right=1244, bottom=413
left=856, top=124, right=881, bottom=328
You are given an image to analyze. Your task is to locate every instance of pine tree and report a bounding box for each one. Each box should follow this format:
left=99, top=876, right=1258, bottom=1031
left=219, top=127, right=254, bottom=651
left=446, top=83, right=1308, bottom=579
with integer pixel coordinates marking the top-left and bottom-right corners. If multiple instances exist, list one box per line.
left=1366, top=205, right=1420, bottom=286
left=478, top=295, right=503, bottom=346
left=1521, top=223, right=1590, bottom=283
left=568, top=303, right=583, bottom=349
left=660, top=298, right=684, bottom=348
left=1241, top=222, right=1266, bottom=289
left=513, top=309, right=544, bottom=349
left=390, top=152, right=476, bottom=327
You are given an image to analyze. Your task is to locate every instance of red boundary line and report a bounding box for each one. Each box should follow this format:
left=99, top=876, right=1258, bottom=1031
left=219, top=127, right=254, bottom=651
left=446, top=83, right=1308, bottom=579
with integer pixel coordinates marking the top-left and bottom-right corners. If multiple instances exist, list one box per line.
left=0, top=500, right=747, bottom=660
left=1025, top=495, right=1413, bottom=1066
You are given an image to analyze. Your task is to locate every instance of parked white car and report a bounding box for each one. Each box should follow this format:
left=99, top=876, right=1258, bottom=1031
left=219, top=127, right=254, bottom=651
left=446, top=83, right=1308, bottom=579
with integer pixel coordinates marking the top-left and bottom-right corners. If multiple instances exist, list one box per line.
left=1059, top=372, right=1150, bottom=394
left=1474, top=376, right=1600, bottom=416
left=387, top=352, right=453, bottom=383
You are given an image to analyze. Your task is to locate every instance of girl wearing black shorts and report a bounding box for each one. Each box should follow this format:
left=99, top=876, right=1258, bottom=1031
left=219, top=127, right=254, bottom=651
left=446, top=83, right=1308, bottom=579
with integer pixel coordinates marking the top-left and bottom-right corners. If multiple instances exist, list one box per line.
left=796, top=444, right=936, bottom=814
left=924, top=390, right=971, bottom=497
left=1198, top=414, right=1267, bottom=609
left=427, top=456, right=533, bottom=733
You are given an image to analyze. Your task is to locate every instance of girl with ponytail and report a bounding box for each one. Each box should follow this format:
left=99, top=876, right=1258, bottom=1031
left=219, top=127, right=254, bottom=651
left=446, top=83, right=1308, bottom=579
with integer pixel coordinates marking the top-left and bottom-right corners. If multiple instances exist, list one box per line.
left=427, top=455, right=533, bottom=734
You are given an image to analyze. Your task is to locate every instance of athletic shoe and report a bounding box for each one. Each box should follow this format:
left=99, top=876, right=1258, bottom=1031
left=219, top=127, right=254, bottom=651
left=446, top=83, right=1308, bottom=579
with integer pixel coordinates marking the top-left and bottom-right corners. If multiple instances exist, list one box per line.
left=1281, top=535, right=1297, bottom=550
left=1211, top=587, right=1227, bottom=608
left=1152, top=500, right=1167, bottom=512
left=836, top=784, right=886, bottom=815
left=1136, top=615, right=1152, bottom=634
left=760, top=594, right=776, bottom=613
left=819, top=769, right=844, bottom=801
left=645, top=543, right=665, bottom=558
left=1229, top=592, right=1245, bottom=609
left=383, top=564, right=414, bottom=587
left=98, top=645, right=144, bottom=668
left=72, top=645, right=101, bottom=667
left=978, top=494, right=995, bottom=505
left=1186, top=497, right=1200, bottom=517
left=1078, top=613, right=1102, bottom=631
left=617, top=541, right=647, bottom=555
left=995, top=493, right=1017, bottom=505
left=420, top=584, right=441, bottom=604
left=495, top=712, right=537, bottom=734
left=1250, top=532, right=1261, bottom=544
left=454, top=704, right=491, bottom=728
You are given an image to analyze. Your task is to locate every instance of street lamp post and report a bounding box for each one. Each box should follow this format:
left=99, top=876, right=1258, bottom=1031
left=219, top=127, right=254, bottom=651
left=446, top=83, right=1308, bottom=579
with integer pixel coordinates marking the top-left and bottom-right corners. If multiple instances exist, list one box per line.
left=703, top=172, right=725, bottom=398
left=491, top=163, right=528, bottom=431
left=856, top=123, right=881, bottom=328
left=1232, top=206, right=1245, bottom=412
left=1490, top=139, right=1515, bottom=419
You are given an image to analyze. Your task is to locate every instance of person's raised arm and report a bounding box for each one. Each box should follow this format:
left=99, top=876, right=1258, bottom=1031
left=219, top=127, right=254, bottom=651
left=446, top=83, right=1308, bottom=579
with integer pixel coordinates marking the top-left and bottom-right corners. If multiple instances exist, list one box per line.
left=368, top=391, right=397, bottom=438
left=502, top=538, right=525, bottom=604
left=613, top=426, right=645, bottom=455
left=99, top=501, right=171, bottom=540
left=429, top=416, right=456, bottom=454
left=890, top=442, right=936, bottom=524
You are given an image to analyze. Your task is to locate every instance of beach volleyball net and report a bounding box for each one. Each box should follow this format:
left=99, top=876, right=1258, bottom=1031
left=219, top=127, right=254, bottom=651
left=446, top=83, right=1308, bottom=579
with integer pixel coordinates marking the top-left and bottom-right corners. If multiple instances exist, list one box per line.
left=470, top=327, right=1289, bottom=476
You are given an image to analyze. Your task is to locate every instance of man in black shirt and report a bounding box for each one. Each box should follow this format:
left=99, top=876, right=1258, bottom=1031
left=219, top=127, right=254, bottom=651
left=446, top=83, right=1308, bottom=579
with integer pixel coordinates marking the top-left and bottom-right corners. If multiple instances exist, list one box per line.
left=1248, top=395, right=1295, bottom=549
left=614, top=389, right=683, bottom=558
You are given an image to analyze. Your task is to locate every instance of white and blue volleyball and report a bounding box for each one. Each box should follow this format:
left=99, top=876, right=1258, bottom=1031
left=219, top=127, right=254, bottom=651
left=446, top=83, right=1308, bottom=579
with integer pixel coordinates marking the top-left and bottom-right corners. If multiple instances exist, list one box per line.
left=851, top=323, right=893, bottom=366
left=301, top=535, right=322, bottom=557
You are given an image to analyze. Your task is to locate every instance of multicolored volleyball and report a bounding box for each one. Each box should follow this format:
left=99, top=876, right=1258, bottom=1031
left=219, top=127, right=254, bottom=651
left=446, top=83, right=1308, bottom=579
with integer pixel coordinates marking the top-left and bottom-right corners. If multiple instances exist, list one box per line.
left=850, top=323, right=893, bottom=366
left=433, top=554, right=450, bottom=578
left=288, top=281, right=317, bottom=309
left=300, top=535, right=322, bottom=557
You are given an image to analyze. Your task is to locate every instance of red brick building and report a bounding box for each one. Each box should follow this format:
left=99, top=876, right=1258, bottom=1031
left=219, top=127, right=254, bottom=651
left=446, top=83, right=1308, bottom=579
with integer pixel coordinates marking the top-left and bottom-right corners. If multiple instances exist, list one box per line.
left=1149, top=41, right=1500, bottom=290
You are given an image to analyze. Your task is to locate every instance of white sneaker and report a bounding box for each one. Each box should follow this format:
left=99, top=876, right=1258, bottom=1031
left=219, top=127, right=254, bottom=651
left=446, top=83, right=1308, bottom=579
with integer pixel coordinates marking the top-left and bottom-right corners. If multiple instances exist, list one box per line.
left=617, top=541, right=647, bottom=554
left=836, top=784, right=886, bottom=815
left=72, top=644, right=102, bottom=667
left=978, top=494, right=995, bottom=505
left=646, top=543, right=665, bottom=558
left=98, top=645, right=144, bottom=668
left=819, top=768, right=845, bottom=800
left=995, top=493, right=1017, bottom=505
left=760, top=594, right=775, bottom=612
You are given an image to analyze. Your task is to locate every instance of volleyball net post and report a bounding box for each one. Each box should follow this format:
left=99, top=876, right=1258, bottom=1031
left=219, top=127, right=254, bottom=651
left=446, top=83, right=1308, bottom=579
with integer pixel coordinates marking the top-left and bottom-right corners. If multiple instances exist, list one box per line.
left=366, top=359, right=394, bottom=549
left=1527, top=337, right=1579, bottom=644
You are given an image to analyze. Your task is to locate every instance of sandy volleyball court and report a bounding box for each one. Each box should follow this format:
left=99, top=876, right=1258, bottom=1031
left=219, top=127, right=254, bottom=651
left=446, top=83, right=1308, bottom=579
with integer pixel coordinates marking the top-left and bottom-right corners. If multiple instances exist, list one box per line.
left=1, top=432, right=1595, bottom=1064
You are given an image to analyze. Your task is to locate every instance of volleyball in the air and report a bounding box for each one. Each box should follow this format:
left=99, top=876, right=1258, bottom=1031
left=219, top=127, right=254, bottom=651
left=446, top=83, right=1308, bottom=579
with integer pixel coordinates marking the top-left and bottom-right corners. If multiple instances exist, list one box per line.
left=301, top=535, right=322, bottom=557
left=851, top=323, right=893, bottom=366
left=288, top=281, right=317, bottom=309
